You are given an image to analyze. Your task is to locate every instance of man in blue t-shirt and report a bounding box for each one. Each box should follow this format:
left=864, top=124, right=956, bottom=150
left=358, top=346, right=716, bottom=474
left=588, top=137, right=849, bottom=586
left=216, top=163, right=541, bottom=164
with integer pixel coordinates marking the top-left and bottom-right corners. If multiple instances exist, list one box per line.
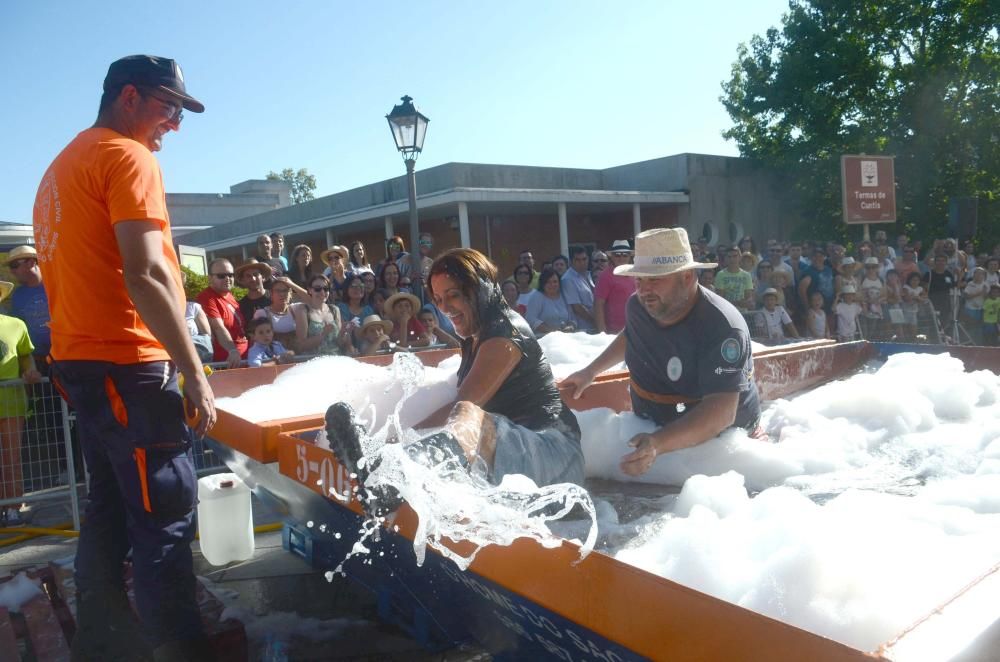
left=6, top=246, right=50, bottom=369
left=562, top=227, right=762, bottom=477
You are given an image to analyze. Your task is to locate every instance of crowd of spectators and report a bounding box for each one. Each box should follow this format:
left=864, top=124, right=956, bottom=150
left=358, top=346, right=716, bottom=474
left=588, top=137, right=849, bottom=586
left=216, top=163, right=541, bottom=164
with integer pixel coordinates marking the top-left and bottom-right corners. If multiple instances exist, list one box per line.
left=690, top=231, right=1000, bottom=345
left=180, top=228, right=1000, bottom=367
left=1, top=227, right=999, bottom=521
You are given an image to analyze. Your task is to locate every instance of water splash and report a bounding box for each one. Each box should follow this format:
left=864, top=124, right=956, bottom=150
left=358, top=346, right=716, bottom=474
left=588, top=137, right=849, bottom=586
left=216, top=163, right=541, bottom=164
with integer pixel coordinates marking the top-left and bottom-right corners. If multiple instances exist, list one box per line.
left=350, top=352, right=598, bottom=570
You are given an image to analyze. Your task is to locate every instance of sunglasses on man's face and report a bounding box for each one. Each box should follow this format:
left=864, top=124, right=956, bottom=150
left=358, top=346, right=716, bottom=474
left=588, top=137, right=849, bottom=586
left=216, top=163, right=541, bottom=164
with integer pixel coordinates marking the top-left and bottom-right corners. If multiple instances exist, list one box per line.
left=140, top=89, right=183, bottom=124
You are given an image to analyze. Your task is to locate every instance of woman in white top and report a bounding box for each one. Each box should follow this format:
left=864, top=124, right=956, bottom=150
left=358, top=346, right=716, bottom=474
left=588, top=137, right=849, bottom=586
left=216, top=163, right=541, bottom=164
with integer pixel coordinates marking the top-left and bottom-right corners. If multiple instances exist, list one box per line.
left=253, top=277, right=300, bottom=349
left=525, top=268, right=576, bottom=334
left=294, top=274, right=354, bottom=356
left=184, top=300, right=213, bottom=363
left=512, top=264, right=536, bottom=309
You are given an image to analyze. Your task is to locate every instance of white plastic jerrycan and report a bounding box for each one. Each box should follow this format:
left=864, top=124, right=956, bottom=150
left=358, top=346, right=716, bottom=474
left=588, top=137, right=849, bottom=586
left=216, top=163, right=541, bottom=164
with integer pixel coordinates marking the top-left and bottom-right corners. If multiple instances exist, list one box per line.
left=197, top=473, right=255, bottom=566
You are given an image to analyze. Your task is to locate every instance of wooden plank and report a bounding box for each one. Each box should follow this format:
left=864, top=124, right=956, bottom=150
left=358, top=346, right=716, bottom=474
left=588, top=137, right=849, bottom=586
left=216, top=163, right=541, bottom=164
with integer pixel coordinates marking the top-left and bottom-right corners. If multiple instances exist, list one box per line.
left=20, top=589, right=70, bottom=661
left=0, top=607, right=20, bottom=660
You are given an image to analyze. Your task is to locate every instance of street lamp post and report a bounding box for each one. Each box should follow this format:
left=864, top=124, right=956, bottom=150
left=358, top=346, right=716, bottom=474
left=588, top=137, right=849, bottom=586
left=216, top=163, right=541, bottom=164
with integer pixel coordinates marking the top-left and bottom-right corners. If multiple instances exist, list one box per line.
left=386, top=95, right=430, bottom=261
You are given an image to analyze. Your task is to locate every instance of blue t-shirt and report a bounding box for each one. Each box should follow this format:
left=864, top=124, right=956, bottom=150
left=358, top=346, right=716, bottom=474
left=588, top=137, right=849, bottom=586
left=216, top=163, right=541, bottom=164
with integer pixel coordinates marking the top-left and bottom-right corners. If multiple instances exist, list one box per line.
left=9, top=284, right=50, bottom=357
left=802, top=264, right=835, bottom=308
left=624, top=285, right=760, bottom=430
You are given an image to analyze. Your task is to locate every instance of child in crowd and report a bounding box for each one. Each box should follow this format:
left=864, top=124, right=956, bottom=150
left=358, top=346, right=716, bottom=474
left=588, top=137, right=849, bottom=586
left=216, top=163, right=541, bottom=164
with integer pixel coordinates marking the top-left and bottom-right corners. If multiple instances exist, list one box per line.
left=385, top=292, right=431, bottom=350
left=964, top=268, right=988, bottom=323
left=417, top=309, right=461, bottom=349
left=834, top=284, right=862, bottom=341
left=984, top=258, right=999, bottom=288
left=246, top=318, right=295, bottom=367
left=698, top=269, right=716, bottom=292
left=883, top=270, right=907, bottom=337
left=983, top=285, right=1000, bottom=347
left=859, top=257, right=885, bottom=318
left=760, top=288, right=798, bottom=341
left=806, top=291, right=829, bottom=339
left=901, top=271, right=927, bottom=338
left=358, top=314, right=393, bottom=356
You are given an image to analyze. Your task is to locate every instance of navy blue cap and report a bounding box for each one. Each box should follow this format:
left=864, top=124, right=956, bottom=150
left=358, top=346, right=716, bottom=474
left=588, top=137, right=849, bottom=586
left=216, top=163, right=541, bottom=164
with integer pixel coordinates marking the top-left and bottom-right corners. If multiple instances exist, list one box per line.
left=103, top=54, right=204, bottom=113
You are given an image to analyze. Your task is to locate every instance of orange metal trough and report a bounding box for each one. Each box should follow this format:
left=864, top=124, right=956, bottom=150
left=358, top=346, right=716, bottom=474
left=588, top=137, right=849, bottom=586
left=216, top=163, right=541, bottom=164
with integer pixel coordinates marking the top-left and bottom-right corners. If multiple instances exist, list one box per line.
left=202, top=341, right=1000, bottom=660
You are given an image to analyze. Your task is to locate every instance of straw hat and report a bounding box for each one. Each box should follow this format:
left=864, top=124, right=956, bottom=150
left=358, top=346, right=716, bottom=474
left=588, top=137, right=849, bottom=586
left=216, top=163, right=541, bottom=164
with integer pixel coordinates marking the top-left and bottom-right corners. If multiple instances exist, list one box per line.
left=5, top=245, right=37, bottom=266
left=359, top=314, right=393, bottom=335
left=613, top=228, right=716, bottom=278
left=0, top=281, right=12, bottom=302
left=234, top=260, right=272, bottom=282
left=608, top=239, right=634, bottom=255
left=321, top=245, right=349, bottom=266
left=384, top=291, right=421, bottom=314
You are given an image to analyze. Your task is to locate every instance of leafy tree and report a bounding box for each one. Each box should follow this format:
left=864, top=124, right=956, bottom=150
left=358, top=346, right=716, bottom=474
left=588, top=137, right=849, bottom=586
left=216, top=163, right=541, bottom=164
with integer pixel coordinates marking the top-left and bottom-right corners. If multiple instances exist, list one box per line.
left=266, top=168, right=318, bottom=205
left=721, top=0, right=999, bottom=246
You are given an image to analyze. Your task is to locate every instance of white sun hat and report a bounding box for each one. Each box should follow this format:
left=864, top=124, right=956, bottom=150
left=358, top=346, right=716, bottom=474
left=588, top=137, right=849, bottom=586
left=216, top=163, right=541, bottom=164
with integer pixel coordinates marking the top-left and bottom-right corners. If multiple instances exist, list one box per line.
left=613, top=227, right=717, bottom=278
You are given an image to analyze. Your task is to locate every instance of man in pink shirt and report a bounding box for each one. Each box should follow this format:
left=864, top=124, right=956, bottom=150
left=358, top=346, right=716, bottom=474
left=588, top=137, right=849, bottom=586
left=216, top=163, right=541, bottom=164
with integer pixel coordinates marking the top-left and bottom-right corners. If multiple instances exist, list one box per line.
left=594, top=239, right=637, bottom=333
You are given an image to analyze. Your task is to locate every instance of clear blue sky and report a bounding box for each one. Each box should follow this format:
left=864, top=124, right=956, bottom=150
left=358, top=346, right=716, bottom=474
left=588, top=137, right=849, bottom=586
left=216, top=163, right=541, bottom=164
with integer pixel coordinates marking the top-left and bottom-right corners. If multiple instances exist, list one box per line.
left=0, top=0, right=789, bottom=222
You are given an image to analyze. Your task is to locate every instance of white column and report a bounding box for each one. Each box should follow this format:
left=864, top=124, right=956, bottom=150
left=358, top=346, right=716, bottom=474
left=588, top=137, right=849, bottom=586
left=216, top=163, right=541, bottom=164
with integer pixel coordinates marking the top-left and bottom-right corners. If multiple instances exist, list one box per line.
left=240, top=245, right=248, bottom=261
left=384, top=216, right=394, bottom=239
left=325, top=228, right=335, bottom=247
left=458, top=202, right=470, bottom=248
left=558, top=202, right=569, bottom=256
left=632, top=203, right=642, bottom=236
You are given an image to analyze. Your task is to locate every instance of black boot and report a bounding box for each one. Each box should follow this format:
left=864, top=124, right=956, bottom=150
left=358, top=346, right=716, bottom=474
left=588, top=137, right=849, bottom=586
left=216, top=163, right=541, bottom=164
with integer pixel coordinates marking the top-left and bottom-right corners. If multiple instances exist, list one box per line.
left=70, top=587, right=152, bottom=662
left=324, top=402, right=403, bottom=515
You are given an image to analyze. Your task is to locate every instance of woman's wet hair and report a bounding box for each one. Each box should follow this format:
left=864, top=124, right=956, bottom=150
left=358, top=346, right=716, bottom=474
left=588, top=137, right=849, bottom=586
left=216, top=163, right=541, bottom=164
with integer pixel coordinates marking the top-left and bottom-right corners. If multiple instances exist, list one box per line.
left=428, top=248, right=498, bottom=303
left=536, top=267, right=561, bottom=294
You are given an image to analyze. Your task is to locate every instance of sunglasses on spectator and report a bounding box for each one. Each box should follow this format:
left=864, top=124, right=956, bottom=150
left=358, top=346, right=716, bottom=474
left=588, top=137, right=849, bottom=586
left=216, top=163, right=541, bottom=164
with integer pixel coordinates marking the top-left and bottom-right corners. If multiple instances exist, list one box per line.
left=311, top=286, right=330, bottom=292
left=212, top=272, right=234, bottom=279
left=9, top=259, right=34, bottom=269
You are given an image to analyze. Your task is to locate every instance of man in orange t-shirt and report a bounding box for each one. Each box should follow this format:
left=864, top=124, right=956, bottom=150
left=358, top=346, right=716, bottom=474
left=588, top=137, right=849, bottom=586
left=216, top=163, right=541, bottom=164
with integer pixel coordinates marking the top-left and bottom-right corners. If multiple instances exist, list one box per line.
left=33, top=55, right=215, bottom=661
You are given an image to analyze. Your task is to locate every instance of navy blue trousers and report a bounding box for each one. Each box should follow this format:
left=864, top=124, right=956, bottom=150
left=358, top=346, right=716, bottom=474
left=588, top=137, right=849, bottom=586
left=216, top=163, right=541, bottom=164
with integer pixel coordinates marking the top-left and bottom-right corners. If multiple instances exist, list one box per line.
left=50, top=360, right=202, bottom=648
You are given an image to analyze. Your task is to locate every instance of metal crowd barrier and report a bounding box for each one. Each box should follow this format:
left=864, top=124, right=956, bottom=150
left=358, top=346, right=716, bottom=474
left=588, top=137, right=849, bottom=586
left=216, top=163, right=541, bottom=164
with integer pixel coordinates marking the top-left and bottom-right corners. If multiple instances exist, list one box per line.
left=0, top=375, right=228, bottom=534
left=744, top=299, right=949, bottom=345
left=0, top=377, right=81, bottom=529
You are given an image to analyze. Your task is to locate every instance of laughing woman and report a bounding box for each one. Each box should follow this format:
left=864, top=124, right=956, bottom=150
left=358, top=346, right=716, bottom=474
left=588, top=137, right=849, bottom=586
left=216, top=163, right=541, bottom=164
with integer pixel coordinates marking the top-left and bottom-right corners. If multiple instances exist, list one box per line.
left=325, top=248, right=584, bottom=512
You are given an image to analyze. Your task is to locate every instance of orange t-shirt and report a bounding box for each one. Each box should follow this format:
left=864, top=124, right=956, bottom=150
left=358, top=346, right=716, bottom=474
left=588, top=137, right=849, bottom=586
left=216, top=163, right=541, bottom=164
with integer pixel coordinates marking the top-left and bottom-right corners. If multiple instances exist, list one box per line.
left=33, top=128, right=183, bottom=364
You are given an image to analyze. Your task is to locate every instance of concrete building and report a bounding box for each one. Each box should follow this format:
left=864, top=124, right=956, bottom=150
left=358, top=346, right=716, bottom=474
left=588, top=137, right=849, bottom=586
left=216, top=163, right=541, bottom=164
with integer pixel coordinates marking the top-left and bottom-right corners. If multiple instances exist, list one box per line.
left=168, top=179, right=292, bottom=237
left=180, top=153, right=803, bottom=280
left=0, top=179, right=292, bottom=250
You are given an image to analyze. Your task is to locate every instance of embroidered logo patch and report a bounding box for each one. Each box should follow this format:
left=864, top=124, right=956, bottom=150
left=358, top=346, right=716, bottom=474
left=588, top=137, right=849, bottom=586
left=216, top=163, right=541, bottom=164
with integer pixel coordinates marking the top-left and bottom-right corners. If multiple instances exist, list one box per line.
left=721, top=337, right=741, bottom=363
left=667, top=356, right=683, bottom=381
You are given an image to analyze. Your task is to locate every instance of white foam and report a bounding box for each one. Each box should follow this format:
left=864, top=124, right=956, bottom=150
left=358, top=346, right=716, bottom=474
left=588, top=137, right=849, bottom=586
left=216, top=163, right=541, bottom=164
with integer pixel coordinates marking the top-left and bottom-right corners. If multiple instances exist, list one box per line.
left=580, top=352, right=1000, bottom=653
left=216, top=339, right=1000, bottom=655
left=0, top=572, right=41, bottom=612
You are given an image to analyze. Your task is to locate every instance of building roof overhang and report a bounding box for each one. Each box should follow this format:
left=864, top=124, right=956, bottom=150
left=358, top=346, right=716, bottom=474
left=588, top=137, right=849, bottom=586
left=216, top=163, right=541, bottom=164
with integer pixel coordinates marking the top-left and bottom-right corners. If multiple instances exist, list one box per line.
left=188, top=186, right=688, bottom=252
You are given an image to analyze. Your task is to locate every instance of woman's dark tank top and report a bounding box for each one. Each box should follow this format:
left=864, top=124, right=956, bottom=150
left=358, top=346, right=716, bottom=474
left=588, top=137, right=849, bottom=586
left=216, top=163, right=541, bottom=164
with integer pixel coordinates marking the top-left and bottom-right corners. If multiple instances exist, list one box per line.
left=457, top=304, right=580, bottom=437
